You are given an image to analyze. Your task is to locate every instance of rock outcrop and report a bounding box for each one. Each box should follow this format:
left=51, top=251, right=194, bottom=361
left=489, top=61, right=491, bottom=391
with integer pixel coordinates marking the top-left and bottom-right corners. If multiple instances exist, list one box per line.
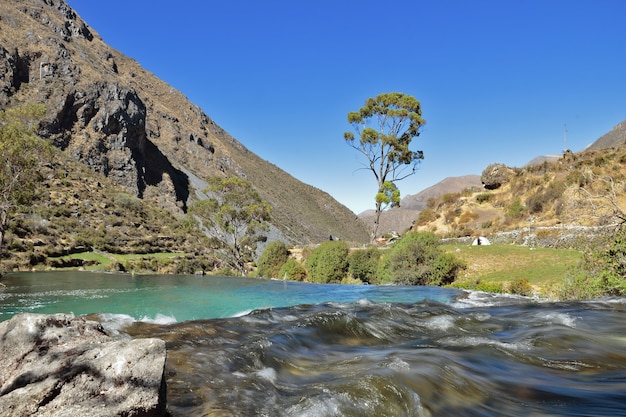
left=481, top=163, right=515, bottom=190
left=0, top=313, right=167, bottom=417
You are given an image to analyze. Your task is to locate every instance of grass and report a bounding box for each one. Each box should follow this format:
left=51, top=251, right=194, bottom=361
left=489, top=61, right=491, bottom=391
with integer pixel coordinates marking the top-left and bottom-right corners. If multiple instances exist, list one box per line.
left=443, top=243, right=583, bottom=296
left=48, top=251, right=186, bottom=272
left=110, top=252, right=185, bottom=262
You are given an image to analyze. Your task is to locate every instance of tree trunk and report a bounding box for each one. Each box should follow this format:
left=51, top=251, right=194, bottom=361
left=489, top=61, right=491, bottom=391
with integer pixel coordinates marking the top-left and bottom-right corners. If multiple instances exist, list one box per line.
left=371, top=201, right=383, bottom=243
left=0, top=209, right=7, bottom=274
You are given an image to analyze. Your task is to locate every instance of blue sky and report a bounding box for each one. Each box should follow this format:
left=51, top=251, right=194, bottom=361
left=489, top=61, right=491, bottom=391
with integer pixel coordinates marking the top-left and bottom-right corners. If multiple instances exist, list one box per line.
left=66, top=0, right=626, bottom=214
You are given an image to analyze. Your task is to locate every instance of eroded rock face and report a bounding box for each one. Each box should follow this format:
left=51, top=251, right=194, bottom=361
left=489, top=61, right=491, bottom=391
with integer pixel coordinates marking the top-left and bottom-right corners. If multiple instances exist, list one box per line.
left=42, top=82, right=148, bottom=195
left=0, top=313, right=167, bottom=417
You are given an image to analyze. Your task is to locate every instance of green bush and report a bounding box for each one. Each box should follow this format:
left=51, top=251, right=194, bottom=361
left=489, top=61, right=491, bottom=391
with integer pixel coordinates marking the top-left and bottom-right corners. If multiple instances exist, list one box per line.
left=348, top=247, right=380, bottom=283
left=475, top=193, right=493, bottom=204
left=113, top=192, right=143, bottom=213
left=256, top=241, right=290, bottom=278
left=506, top=199, right=526, bottom=219
left=278, top=258, right=307, bottom=281
left=557, top=228, right=626, bottom=299
left=508, top=278, right=533, bottom=296
left=565, top=170, right=587, bottom=187
left=376, top=231, right=463, bottom=286
left=475, top=280, right=504, bottom=293
left=429, top=253, right=466, bottom=286
left=305, top=241, right=349, bottom=283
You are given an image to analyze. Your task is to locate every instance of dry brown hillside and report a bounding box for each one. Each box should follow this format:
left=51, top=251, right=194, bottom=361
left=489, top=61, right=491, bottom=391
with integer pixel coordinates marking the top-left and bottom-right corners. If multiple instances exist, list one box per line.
left=0, top=0, right=369, bottom=245
left=413, top=148, right=626, bottom=242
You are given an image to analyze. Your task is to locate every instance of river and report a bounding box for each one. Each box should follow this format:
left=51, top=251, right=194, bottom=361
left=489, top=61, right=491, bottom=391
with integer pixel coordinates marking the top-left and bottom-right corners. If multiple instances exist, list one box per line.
left=1, top=271, right=626, bottom=416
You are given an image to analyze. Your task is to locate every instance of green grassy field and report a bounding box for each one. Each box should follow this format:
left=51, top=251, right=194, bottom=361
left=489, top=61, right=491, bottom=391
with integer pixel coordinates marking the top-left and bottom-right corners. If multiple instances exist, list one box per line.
left=50, top=251, right=186, bottom=272
left=443, top=243, right=583, bottom=296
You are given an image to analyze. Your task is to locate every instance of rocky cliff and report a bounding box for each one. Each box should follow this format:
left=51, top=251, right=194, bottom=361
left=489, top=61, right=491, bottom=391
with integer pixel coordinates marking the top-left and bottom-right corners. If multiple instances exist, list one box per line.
left=0, top=0, right=369, bottom=244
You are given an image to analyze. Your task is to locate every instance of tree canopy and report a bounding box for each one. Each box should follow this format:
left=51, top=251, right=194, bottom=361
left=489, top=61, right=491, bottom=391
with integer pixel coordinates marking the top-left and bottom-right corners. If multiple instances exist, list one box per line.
left=344, top=92, right=425, bottom=240
left=0, top=104, right=52, bottom=271
left=190, top=177, right=271, bottom=276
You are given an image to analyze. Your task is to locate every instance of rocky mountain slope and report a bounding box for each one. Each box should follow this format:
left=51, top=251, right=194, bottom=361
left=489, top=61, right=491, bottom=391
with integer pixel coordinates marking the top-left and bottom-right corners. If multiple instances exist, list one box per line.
left=586, top=119, right=626, bottom=151
left=0, top=0, right=369, bottom=245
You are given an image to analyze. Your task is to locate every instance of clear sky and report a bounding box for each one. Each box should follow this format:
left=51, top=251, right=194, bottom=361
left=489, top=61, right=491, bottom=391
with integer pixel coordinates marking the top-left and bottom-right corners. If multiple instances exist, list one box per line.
left=66, top=0, right=626, bottom=214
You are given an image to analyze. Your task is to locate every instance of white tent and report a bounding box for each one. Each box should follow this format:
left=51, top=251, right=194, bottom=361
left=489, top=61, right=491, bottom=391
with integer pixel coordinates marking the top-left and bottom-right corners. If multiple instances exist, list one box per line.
left=472, top=236, right=491, bottom=246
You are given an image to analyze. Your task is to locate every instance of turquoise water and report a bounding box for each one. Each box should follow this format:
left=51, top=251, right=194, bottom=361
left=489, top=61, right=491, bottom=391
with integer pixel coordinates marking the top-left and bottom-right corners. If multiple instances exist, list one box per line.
left=3, top=271, right=626, bottom=416
left=0, top=271, right=463, bottom=322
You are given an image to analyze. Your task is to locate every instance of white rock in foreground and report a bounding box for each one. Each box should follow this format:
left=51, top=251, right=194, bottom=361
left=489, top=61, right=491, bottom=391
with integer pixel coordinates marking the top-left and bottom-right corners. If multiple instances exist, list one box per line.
left=0, top=313, right=167, bottom=417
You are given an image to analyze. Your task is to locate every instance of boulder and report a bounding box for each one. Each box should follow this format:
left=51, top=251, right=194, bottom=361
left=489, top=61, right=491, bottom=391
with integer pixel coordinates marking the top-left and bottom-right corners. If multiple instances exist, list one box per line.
left=481, top=163, right=515, bottom=190
left=0, top=313, right=167, bottom=417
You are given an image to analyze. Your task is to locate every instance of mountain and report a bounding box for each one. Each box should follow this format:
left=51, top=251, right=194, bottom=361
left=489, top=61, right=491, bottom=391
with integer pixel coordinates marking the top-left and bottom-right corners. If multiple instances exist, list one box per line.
left=0, top=0, right=369, bottom=245
left=359, top=114, right=626, bottom=239
left=412, top=144, right=626, bottom=240
left=358, top=175, right=483, bottom=235
left=400, top=175, right=483, bottom=211
left=586, top=119, right=626, bottom=151
left=525, top=155, right=561, bottom=166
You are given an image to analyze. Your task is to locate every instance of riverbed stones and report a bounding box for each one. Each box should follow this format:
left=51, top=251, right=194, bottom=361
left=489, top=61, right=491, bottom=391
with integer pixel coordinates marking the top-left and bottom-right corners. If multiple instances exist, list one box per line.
left=0, top=313, right=167, bottom=417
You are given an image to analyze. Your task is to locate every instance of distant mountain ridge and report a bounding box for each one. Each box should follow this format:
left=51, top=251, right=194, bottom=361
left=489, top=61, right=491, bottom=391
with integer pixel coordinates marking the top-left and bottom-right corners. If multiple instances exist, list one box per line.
left=586, top=119, right=626, bottom=151
left=0, top=0, right=369, bottom=244
left=358, top=175, right=483, bottom=235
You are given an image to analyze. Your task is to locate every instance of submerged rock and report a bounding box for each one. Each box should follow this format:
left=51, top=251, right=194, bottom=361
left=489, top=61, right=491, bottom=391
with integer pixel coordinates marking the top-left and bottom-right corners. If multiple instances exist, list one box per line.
left=0, top=313, right=167, bottom=417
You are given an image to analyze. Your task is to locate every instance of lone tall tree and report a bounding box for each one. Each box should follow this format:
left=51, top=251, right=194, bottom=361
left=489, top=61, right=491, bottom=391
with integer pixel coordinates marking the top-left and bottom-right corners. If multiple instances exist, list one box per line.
left=344, top=92, right=425, bottom=240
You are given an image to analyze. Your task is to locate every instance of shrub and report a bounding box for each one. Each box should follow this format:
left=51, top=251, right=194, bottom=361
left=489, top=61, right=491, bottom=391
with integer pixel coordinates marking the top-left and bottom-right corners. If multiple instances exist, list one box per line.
left=458, top=211, right=478, bottom=224
left=113, top=192, right=143, bottom=213
left=508, top=278, right=533, bottom=296
left=376, top=231, right=463, bottom=286
left=557, top=228, right=626, bottom=299
left=278, top=258, right=307, bottom=281
left=475, top=193, right=493, bottom=204
left=348, top=247, right=380, bottom=283
left=256, top=241, right=289, bottom=278
left=556, top=269, right=603, bottom=300
left=441, top=192, right=460, bottom=205
left=506, top=199, right=526, bottom=219
left=475, top=280, right=504, bottom=293
left=429, top=253, right=466, bottom=286
left=305, top=241, right=349, bottom=283
left=526, top=181, right=566, bottom=214
left=415, top=208, right=438, bottom=226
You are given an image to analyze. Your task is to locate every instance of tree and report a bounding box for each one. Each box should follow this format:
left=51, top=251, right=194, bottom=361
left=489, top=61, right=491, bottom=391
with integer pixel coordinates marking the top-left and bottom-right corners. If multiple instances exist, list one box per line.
left=0, top=104, right=51, bottom=271
left=190, top=177, right=271, bottom=276
left=376, top=231, right=464, bottom=286
left=348, top=247, right=380, bottom=284
left=278, top=258, right=307, bottom=281
left=344, top=92, right=425, bottom=241
left=305, top=240, right=349, bottom=283
left=256, top=240, right=290, bottom=278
